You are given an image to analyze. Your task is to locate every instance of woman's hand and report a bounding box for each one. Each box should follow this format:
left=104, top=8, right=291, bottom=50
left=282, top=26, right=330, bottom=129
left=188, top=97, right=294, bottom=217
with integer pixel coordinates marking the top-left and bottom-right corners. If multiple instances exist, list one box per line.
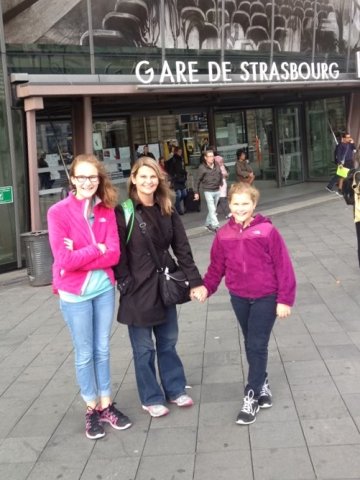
left=190, top=286, right=208, bottom=302
left=64, top=238, right=73, bottom=251
left=276, top=303, right=291, bottom=318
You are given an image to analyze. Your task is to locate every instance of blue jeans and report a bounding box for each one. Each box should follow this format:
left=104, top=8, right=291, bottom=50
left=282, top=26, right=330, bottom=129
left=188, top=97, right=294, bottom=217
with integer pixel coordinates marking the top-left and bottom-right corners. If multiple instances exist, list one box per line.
left=204, top=190, right=220, bottom=227
left=60, top=287, right=115, bottom=403
left=128, top=305, right=187, bottom=406
left=175, top=188, right=187, bottom=214
left=230, top=293, right=277, bottom=397
left=327, top=174, right=340, bottom=190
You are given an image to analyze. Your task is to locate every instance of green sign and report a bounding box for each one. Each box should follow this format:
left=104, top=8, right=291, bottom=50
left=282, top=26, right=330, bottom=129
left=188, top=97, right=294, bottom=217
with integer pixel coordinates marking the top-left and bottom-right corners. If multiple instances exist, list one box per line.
left=0, top=186, right=13, bottom=205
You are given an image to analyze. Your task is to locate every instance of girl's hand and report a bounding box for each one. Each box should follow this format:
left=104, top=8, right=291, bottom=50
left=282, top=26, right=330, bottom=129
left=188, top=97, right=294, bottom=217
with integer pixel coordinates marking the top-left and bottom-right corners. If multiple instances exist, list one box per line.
left=190, top=286, right=208, bottom=303
left=64, top=238, right=73, bottom=250
left=97, top=243, right=107, bottom=254
left=277, top=303, right=291, bottom=318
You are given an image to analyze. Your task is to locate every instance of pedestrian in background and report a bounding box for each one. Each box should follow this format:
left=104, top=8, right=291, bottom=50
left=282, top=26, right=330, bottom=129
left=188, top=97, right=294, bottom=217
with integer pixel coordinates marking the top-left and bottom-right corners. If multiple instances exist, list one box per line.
left=214, top=148, right=230, bottom=219
left=194, top=149, right=223, bottom=232
left=47, top=154, right=132, bottom=440
left=326, top=131, right=356, bottom=195
left=235, top=149, right=255, bottom=184
left=194, top=182, right=296, bottom=425
left=114, top=157, right=204, bottom=418
left=166, top=146, right=188, bottom=215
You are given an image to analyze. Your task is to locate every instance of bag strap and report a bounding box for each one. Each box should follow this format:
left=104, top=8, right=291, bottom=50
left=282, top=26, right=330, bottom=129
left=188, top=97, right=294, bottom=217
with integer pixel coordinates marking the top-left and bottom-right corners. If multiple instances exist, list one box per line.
left=135, top=211, right=164, bottom=272
left=121, top=199, right=135, bottom=244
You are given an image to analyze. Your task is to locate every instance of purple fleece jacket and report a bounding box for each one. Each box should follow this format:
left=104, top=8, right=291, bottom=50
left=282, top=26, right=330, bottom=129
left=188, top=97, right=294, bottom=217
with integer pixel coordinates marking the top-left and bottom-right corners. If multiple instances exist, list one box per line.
left=203, top=214, right=296, bottom=306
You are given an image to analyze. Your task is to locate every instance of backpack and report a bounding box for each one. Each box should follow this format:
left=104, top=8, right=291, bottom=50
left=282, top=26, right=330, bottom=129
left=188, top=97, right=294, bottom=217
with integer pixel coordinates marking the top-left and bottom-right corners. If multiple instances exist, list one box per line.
left=121, top=199, right=134, bottom=243
left=343, top=169, right=360, bottom=206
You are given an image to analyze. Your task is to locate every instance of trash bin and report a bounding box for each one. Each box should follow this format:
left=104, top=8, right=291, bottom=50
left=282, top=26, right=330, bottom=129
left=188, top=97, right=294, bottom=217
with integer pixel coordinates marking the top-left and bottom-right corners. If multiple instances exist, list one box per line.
left=20, top=230, right=53, bottom=286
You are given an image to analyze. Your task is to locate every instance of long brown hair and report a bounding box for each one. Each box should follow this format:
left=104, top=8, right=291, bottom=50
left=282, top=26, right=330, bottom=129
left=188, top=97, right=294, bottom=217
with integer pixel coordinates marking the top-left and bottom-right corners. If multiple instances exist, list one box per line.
left=69, top=154, right=118, bottom=208
left=128, top=157, right=173, bottom=215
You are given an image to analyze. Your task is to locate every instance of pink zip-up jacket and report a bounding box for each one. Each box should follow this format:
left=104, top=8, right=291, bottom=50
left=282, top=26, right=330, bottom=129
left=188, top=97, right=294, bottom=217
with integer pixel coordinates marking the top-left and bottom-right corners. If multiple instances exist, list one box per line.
left=47, top=192, right=120, bottom=295
left=203, top=214, right=296, bottom=306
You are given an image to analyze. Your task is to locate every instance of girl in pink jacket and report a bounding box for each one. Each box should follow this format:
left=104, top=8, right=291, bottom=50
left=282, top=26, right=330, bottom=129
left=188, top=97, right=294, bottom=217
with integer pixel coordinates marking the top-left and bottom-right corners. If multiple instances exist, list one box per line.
left=47, top=154, right=131, bottom=439
left=194, top=182, right=296, bottom=426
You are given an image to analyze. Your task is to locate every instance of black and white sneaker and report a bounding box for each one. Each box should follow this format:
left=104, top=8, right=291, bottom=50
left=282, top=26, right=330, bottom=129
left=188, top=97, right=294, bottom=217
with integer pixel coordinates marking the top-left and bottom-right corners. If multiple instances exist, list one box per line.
left=85, top=407, right=105, bottom=440
left=236, top=390, right=259, bottom=425
left=258, top=378, right=272, bottom=409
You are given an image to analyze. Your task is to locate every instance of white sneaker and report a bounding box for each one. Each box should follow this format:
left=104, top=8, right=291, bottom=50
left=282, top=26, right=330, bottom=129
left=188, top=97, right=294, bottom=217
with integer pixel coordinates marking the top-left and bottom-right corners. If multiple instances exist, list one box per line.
left=169, top=394, right=194, bottom=407
left=142, top=404, right=169, bottom=417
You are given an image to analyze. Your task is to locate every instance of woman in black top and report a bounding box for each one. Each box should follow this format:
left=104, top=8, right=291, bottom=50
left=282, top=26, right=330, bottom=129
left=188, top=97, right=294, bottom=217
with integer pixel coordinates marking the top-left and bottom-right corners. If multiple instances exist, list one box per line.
left=114, top=157, right=203, bottom=417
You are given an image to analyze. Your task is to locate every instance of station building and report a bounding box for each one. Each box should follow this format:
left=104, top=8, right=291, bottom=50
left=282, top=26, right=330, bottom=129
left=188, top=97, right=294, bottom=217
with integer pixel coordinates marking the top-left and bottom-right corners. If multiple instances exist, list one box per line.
left=1, top=0, right=360, bottom=271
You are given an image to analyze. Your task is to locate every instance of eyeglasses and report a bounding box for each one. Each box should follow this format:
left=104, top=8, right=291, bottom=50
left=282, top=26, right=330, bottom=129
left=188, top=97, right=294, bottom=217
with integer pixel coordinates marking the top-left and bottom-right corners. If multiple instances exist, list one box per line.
left=74, top=175, right=99, bottom=184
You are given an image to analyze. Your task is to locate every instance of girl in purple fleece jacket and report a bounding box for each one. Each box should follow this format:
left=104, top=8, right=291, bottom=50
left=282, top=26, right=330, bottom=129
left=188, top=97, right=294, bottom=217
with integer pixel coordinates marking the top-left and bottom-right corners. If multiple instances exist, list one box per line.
left=195, top=182, right=296, bottom=425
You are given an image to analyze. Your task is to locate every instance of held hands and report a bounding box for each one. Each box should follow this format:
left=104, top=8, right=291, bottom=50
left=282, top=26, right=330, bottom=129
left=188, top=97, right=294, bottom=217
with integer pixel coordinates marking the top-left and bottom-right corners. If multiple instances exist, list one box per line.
left=276, top=303, right=291, bottom=319
left=190, top=286, right=208, bottom=303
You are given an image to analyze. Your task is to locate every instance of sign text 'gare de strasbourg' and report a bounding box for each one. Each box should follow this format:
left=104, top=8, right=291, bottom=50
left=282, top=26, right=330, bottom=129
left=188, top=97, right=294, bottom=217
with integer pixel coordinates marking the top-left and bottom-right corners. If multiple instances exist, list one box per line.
left=135, top=60, right=340, bottom=85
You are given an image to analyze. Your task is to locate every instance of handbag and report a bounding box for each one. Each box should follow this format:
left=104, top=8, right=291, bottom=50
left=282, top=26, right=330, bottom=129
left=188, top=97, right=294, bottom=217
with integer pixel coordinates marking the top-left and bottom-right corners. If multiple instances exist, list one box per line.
left=135, top=212, right=191, bottom=306
left=336, top=165, right=350, bottom=178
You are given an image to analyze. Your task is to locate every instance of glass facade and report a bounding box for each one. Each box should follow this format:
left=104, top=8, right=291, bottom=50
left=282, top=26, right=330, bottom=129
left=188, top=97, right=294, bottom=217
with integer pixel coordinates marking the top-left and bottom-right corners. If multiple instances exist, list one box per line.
left=0, top=61, right=16, bottom=267
left=1, top=0, right=358, bottom=270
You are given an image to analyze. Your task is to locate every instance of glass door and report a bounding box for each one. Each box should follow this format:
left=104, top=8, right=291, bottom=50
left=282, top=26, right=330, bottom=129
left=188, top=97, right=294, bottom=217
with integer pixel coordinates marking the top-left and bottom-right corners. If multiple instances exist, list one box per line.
left=277, top=106, right=304, bottom=185
left=305, top=97, right=346, bottom=179
left=246, top=109, right=275, bottom=182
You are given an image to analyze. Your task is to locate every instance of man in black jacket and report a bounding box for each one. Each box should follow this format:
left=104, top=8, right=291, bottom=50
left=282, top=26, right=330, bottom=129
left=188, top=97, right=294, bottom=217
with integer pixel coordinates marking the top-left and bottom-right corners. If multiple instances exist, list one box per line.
left=194, top=149, right=223, bottom=232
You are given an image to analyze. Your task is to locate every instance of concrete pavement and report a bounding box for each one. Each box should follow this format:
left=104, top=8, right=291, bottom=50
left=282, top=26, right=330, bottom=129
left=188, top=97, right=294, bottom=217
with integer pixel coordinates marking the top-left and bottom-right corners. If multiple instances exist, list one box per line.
left=1, top=187, right=360, bottom=479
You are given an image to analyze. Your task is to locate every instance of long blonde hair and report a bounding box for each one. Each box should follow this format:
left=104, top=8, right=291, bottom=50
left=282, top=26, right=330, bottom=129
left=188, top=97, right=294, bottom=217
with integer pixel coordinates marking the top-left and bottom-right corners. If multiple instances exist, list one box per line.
left=128, top=157, right=173, bottom=215
left=69, top=154, right=118, bottom=208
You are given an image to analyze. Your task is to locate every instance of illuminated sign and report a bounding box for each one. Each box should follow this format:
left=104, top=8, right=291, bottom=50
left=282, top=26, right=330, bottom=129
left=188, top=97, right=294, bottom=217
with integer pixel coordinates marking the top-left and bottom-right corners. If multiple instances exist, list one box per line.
left=135, top=60, right=340, bottom=85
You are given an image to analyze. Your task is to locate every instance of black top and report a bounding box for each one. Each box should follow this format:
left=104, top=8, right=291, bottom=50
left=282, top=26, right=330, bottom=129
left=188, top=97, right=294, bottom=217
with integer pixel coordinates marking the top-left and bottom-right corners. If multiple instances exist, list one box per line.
left=114, top=200, right=203, bottom=326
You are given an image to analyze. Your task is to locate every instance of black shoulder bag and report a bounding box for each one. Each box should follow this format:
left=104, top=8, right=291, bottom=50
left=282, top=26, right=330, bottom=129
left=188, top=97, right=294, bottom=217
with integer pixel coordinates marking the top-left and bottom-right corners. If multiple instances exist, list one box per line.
left=135, top=212, right=191, bottom=306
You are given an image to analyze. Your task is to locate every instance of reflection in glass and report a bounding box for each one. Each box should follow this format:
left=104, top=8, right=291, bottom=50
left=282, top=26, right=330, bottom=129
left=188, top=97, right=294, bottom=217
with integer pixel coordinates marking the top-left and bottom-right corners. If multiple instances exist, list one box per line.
left=93, top=119, right=131, bottom=182
left=278, top=106, right=303, bottom=185
left=306, top=97, right=346, bottom=179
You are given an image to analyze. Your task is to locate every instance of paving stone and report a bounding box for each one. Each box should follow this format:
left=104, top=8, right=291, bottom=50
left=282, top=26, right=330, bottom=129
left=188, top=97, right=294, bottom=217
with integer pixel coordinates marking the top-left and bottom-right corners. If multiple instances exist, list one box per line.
left=332, top=374, right=360, bottom=394
left=284, top=360, right=331, bottom=385
left=194, top=450, right=253, bottom=480
left=250, top=420, right=306, bottom=449
left=136, top=454, right=194, bottom=480
left=312, top=332, right=354, bottom=347
left=142, top=427, right=197, bottom=456
left=301, top=418, right=360, bottom=446
left=325, top=358, right=360, bottom=377
left=197, top=423, right=250, bottom=453
left=26, top=462, right=84, bottom=480
left=278, top=345, right=322, bottom=362
left=199, top=400, right=242, bottom=427
left=201, top=382, right=243, bottom=403
left=0, top=436, right=48, bottom=463
left=310, top=445, right=360, bottom=479
left=202, top=365, right=243, bottom=384
left=317, top=344, right=360, bottom=360
left=38, top=434, right=93, bottom=464
left=0, top=462, right=34, bottom=480
left=252, top=447, right=315, bottom=480
left=291, top=389, right=349, bottom=420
